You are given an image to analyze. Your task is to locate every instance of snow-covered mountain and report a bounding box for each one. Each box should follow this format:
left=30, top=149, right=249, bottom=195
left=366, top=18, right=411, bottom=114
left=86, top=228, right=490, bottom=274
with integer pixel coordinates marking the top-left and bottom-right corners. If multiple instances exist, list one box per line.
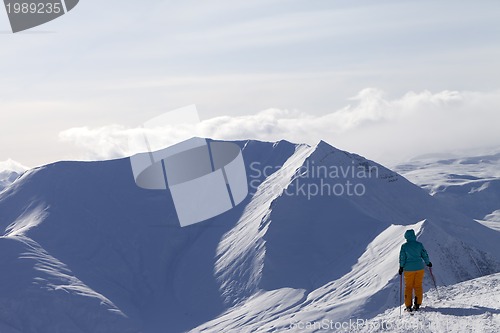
left=0, top=159, right=28, bottom=192
left=395, top=149, right=500, bottom=232
left=0, top=140, right=498, bottom=333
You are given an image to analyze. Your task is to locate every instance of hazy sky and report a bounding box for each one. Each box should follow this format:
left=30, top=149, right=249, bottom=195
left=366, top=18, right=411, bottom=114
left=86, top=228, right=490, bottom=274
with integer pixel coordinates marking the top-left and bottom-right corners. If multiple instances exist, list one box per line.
left=1, top=0, right=499, bottom=167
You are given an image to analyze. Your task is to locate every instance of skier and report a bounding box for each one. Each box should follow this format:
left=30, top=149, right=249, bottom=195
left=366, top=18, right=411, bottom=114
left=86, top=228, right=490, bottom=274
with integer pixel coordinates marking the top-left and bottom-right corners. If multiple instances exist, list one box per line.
left=398, top=229, right=432, bottom=312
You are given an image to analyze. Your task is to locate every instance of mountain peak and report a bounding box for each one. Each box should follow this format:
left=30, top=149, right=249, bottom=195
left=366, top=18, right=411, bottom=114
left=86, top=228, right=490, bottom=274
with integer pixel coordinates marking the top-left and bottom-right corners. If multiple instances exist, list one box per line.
left=313, top=139, right=354, bottom=158
left=1, top=139, right=499, bottom=333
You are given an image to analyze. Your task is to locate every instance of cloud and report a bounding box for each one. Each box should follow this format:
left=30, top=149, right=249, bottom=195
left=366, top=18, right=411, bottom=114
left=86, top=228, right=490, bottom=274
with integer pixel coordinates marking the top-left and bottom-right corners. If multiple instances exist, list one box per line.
left=0, top=159, right=29, bottom=173
left=59, top=88, right=500, bottom=165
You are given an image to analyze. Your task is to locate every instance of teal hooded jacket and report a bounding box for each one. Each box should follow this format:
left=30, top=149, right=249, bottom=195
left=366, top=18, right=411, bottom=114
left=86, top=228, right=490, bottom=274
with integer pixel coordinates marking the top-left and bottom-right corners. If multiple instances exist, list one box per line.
left=399, top=229, right=430, bottom=271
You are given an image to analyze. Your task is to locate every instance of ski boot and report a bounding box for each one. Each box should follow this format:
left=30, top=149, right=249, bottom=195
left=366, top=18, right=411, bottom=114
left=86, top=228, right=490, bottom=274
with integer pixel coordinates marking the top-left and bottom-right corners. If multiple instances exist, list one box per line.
left=412, top=297, right=420, bottom=311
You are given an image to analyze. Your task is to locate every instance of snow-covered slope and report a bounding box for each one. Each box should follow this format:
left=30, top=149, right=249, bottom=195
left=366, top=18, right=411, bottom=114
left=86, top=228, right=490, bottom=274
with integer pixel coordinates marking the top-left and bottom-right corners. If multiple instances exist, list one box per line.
left=359, top=273, right=500, bottom=333
left=0, top=140, right=299, bottom=332
left=0, top=140, right=499, bottom=333
left=396, top=149, right=500, bottom=232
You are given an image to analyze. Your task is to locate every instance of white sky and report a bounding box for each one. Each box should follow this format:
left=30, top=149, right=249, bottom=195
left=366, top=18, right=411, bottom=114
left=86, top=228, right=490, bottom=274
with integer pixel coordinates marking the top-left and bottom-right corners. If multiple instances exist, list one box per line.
left=1, top=0, right=499, bottom=167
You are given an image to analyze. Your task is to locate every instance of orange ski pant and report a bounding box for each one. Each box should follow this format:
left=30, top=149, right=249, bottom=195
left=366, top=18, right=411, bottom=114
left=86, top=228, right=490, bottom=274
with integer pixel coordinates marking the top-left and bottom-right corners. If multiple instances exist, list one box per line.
left=404, top=269, right=424, bottom=307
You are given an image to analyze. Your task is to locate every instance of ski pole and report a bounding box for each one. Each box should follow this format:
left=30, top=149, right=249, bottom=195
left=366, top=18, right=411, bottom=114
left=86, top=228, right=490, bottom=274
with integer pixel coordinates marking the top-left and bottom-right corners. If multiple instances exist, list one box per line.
left=428, top=266, right=439, bottom=298
left=399, top=273, right=402, bottom=318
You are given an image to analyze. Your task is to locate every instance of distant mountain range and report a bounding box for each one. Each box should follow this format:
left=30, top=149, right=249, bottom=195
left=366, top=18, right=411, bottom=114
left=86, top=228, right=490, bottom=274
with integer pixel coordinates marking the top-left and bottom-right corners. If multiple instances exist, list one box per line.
left=0, top=140, right=498, bottom=333
left=0, top=159, right=27, bottom=192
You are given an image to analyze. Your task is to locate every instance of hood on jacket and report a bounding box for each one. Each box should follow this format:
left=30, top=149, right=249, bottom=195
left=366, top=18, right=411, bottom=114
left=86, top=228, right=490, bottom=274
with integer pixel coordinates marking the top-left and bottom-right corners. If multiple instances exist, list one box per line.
left=404, top=229, right=417, bottom=241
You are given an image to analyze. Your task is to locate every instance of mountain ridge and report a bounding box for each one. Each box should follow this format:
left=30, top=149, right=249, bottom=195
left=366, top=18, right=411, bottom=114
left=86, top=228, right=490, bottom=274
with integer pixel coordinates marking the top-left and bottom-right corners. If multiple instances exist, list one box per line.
left=0, top=139, right=498, bottom=333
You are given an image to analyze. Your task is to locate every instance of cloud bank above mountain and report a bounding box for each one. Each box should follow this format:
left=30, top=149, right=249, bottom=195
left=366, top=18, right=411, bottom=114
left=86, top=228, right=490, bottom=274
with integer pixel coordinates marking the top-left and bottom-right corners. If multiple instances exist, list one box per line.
left=59, top=88, right=500, bottom=165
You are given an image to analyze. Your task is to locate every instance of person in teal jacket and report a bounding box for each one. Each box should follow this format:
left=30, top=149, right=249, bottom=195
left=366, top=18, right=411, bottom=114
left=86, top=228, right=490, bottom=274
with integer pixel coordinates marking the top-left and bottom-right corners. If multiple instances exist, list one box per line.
left=398, top=229, right=432, bottom=312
